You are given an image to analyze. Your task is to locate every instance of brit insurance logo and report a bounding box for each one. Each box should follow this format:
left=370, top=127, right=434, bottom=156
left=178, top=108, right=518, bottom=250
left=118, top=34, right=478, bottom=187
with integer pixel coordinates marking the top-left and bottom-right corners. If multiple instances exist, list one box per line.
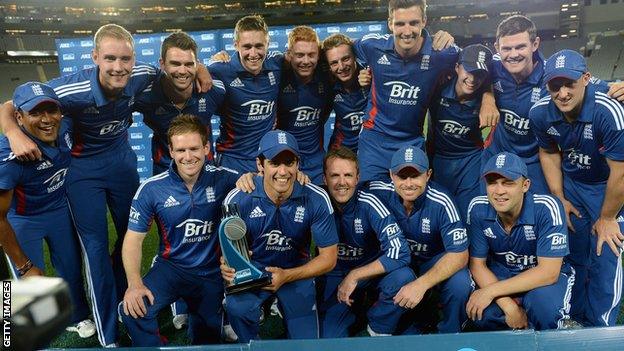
left=43, top=168, right=68, bottom=193
left=384, top=81, right=421, bottom=106
left=495, top=251, right=537, bottom=268
left=449, top=228, right=467, bottom=246
left=98, top=120, right=128, bottom=136
left=439, top=120, right=471, bottom=137
left=176, top=219, right=214, bottom=243
left=291, top=106, right=321, bottom=127
left=343, top=112, right=364, bottom=130
left=382, top=223, right=401, bottom=239
left=566, top=149, right=592, bottom=169
left=547, top=232, right=567, bottom=250
left=241, top=99, right=275, bottom=121
left=406, top=239, right=428, bottom=255
left=500, top=109, right=529, bottom=135
left=261, top=229, right=293, bottom=252
left=338, top=243, right=364, bottom=261
left=129, top=206, right=140, bottom=224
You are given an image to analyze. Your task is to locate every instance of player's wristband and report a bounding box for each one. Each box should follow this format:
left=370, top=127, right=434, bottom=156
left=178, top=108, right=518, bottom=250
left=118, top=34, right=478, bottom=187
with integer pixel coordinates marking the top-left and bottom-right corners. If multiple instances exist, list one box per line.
left=17, top=259, right=33, bottom=276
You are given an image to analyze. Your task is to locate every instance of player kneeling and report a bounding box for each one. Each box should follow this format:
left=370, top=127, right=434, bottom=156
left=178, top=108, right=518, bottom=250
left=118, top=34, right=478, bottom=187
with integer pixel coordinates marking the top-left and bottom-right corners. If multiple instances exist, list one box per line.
left=466, top=152, right=574, bottom=330
left=120, top=114, right=240, bottom=346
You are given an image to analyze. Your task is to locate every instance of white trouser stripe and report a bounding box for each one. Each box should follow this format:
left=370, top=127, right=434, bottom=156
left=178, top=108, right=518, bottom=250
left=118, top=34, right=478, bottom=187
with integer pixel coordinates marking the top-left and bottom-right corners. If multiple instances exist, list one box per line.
left=602, top=250, right=623, bottom=325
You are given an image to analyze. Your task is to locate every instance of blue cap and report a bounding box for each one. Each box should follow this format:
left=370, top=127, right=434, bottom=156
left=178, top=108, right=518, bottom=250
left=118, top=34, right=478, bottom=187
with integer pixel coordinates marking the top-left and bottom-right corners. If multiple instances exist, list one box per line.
left=482, top=152, right=528, bottom=180
left=459, top=44, right=493, bottom=73
left=13, top=82, right=61, bottom=113
left=257, top=130, right=300, bottom=159
left=544, top=49, right=587, bottom=83
left=390, top=145, right=429, bottom=174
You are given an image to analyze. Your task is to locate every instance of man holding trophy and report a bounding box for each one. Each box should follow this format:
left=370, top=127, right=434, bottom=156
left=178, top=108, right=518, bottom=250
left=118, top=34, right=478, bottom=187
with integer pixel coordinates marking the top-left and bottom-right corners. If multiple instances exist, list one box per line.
left=221, top=130, right=339, bottom=342
left=120, top=114, right=240, bottom=346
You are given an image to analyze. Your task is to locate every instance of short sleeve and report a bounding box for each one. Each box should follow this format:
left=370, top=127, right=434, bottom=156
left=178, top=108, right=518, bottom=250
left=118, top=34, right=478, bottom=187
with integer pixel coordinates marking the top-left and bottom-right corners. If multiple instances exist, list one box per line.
left=535, top=195, right=569, bottom=258
left=529, top=104, right=558, bottom=151
left=362, top=192, right=410, bottom=271
left=128, top=183, right=155, bottom=233
left=352, top=38, right=369, bottom=68
left=307, top=185, right=339, bottom=248
left=0, top=155, right=21, bottom=190
left=434, top=191, right=468, bottom=253
left=467, top=201, right=489, bottom=258
left=595, top=96, right=624, bottom=161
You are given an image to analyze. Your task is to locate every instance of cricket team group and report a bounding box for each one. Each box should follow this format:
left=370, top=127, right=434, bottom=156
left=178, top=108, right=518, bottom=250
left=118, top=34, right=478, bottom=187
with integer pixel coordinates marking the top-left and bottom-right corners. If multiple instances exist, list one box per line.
left=1, top=0, right=624, bottom=347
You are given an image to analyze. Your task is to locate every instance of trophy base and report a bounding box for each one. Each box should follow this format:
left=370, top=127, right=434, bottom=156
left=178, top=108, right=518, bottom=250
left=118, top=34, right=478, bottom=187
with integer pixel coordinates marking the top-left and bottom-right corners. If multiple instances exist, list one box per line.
left=226, top=275, right=272, bottom=295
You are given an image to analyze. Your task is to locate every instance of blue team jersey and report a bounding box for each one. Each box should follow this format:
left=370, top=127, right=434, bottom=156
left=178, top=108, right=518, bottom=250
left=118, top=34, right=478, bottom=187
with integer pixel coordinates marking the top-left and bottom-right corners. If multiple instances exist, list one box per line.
left=530, top=84, right=624, bottom=184
left=49, top=62, right=157, bottom=157
left=484, top=52, right=547, bottom=162
left=429, top=77, right=484, bottom=157
left=277, top=68, right=333, bottom=156
left=128, top=163, right=239, bottom=276
left=333, top=189, right=410, bottom=273
left=208, top=52, right=283, bottom=159
left=467, top=193, right=569, bottom=275
left=134, top=73, right=226, bottom=171
left=368, top=181, right=468, bottom=262
left=329, top=82, right=367, bottom=152
left=223, top=177, right=338, bottom=269
left=353, top=30, right=459, bottom=139
left=0, top=120, right=72, bottom=215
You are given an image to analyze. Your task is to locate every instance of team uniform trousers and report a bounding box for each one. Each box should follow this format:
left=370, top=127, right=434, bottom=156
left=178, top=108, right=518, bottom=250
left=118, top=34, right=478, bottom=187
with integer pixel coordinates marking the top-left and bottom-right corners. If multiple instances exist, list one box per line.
left=67, top=144, right=139, bottom=344
left=474, top=261, right=575, bottom=331
left=317, top=267, right=415, bottom=337
left=432, top=151, right=482, bottom=220
left=226, top=277, right=318, bottom=342
left=120, top=258, right=223, bottom=346
left=299, top=150, right=324, bottom=186
left=563, top=176, right=623, bottom=326
left=358, top=129, right=425, bottom=184
left=411, top=252, right=473, bottom=333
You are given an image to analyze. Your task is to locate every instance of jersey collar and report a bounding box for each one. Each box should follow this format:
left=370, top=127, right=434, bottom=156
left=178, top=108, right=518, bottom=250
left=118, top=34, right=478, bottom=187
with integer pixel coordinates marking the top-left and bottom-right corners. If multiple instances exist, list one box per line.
left=168, top=159, right=209, bottom=186
left=335, top=188, right=360, bottom=214
left=390, top=184, right=427, bottom=216
left=90, top=66, right=135, bottom=107
left=485, top=192, right=535, bottom=226
left=151, top=72, right=198, bottom=108
left=527, top=51, right=546, bottom=86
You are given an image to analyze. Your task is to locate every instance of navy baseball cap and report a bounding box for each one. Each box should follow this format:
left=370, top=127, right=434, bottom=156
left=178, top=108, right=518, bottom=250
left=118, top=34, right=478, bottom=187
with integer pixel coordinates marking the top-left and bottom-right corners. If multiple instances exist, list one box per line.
left=544, top=49, right=587, bottom=83
left=257, top=130, right=300, bottom=159
left=390, top=145, right=429, bottom=174
left=459, top=44, right=493, bottom=73
left=482, top=152, right=528, bottom=181
left=13, top=82, right=60, bottom=113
